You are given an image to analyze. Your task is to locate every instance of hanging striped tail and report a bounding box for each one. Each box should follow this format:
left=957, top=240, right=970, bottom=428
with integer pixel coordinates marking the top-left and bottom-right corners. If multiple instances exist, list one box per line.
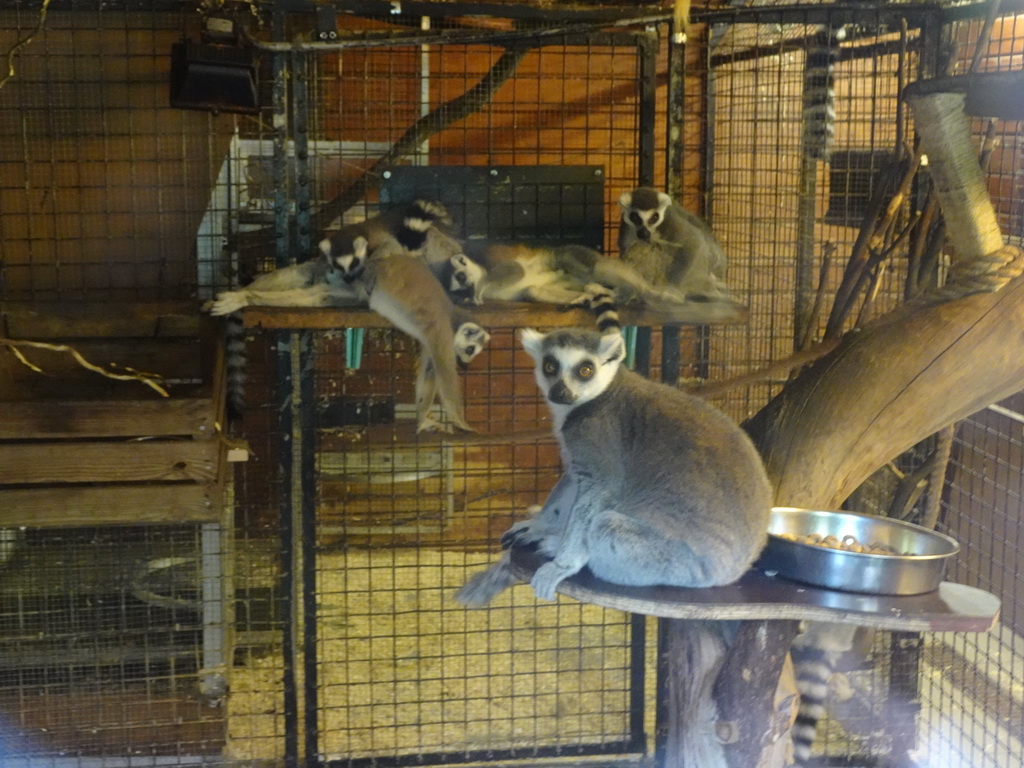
left=802, top=26, right=846, bottom=161
left=223, top=312, right=248, bottom=420
left=790, top=622, right=858, bottom=765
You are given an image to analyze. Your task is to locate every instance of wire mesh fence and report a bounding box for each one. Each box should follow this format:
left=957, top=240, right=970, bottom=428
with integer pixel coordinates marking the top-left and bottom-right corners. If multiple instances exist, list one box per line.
left=0, top=1, right=1022, bottom=767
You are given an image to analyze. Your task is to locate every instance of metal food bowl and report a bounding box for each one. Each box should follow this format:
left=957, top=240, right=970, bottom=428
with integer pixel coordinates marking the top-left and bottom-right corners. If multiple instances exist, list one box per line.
left=755, top=507, right=960, bottom=595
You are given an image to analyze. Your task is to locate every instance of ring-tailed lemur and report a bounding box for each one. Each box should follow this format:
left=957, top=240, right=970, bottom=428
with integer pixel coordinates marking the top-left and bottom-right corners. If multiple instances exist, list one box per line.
left=322, top=232, right=489, bottom=433
left=206, top=200, right=483, bottom=418
left=617, top=187, right=731, bottom=301
left=443, top=242, right=692, bottom=308
left=454, top=322, right=771, bottom=606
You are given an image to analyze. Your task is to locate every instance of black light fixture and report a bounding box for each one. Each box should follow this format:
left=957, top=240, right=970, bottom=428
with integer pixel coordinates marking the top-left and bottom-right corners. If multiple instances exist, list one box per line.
left=170, top=12, right=259, bottom=115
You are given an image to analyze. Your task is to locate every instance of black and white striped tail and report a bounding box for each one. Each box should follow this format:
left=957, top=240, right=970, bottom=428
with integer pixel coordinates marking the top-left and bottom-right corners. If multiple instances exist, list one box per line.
left=791, top=642, right=834, bottom=765
left=582, top=283, right=622, bottom=335
left=802, top=26, right=845, bottom=161
left=395, top=199, right=451, bottom=252
left=789, top=622, right=857, bottom=766
left=224, top=312, right=247, bottom=419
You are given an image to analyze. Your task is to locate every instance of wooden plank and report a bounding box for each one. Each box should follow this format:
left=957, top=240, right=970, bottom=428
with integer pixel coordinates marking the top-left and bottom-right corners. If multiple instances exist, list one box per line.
left=0, top=688, right=223, bottom=755
left=0, top=485, right=220, bottom=527
left=509, top=546, right=1001, bottom=633
left=241, top=300, right=749, bottom=331
left=0, top=441, right=219, bottom=485
left=1, top=301, right=207, bottom=339
left=0, top=399, right=217, bottom=440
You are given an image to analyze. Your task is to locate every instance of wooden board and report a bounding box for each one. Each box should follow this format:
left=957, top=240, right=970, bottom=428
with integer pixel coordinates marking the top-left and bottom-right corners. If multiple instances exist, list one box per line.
left=0, top=301, right=207, bottom=339
left=0, top=399, right=217, bottom=439
left=242, top=300, right=749, bottom=331
left=1, top=441, right=219, bottom=485
left=0, top=485, right=220, bottom=527
left=509, top=546, right=1001, bottom=633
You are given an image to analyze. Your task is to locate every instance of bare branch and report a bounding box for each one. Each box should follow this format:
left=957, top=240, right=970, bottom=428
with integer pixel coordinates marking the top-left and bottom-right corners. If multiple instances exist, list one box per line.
left=1, top=337, right=169, bottom=397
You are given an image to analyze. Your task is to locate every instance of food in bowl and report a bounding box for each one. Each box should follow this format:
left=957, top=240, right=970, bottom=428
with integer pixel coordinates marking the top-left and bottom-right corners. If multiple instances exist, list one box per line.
left=756, top=507, right=959, bottom=595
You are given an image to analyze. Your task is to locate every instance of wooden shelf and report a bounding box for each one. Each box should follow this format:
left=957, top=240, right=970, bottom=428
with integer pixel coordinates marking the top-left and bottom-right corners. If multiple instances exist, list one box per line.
left=242, top=300, right=749, bottom=330
left=509, top=546, right=1001, bottom=633
left=1, top=301, right=207, bottom=339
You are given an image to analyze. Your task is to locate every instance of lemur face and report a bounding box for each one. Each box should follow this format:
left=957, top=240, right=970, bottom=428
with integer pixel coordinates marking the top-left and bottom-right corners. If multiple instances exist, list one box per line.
left=626, top=209, right=661, bottom=241
left=519, top=328, right=625, bottom=410
left=448, top=254, right=485, bottom=294
left=319, top=235, right=369, bottom=283
left=453, top=321, right=491, bottom=368
left=619, top=188, right=673, bottom=243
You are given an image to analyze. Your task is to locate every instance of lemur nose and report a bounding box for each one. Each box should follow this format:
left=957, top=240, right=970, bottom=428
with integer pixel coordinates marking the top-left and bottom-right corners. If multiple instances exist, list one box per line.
left=548, top=381, right=575, bottom=405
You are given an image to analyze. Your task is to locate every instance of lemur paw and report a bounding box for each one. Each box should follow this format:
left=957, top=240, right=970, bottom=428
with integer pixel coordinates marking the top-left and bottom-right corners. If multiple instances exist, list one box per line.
left=208, top=291, right=248, bottom=315
left=501, top=519, right=540, bottom=549
left=500, top=505, right=555, bottom=549
left=530, top=560, right=580, bottom=602
left=416, top=415, right=453, bottom=434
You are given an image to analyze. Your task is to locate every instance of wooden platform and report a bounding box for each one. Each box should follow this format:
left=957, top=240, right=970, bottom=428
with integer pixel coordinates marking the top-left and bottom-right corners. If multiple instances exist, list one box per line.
left=509, top=546, right=1000, bottom=768
left=241, top=299, right=750, bottom=330
left=509, top=546, right=1001, bottom=633
left=0, top=301, right=227, bottom=527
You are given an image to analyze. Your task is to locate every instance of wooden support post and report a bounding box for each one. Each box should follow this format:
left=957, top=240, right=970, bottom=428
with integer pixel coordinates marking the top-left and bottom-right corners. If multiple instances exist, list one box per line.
left=713, top=620, right=801, bottom=768
left=658, top=619, right=729, bottom=768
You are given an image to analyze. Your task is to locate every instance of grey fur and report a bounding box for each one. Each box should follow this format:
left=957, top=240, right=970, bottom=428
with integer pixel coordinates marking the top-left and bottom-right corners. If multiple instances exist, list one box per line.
left=205, top=256, right=364, bottom=315
left=205, top=200, right=488, bottom=424
left=618, top=187, right=730, bottom=300
left=455, top=326, right=771, bottom=606
left=203, top=256, right=364, bottom=418
left=330, top=240, right=490, bottom=433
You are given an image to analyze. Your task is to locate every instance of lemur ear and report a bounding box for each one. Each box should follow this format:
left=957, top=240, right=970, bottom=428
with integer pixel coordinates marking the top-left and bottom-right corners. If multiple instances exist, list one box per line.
left=319, top=237, right=332, bottom=258
left=598, top=332, right=626, bottom=365
left=656, top=192, right=673, bottom=209
left=518, top=328, right=545, bottom=360
left=618, top=192, right=633, bottom=209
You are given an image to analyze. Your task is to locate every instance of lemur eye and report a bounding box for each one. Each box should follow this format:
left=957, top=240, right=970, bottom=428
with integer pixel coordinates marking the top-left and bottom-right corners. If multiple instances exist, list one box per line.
left=542, top=357, right=559, bottom=376
left=576, top=362, right=594, bottom=380
left=649, top=213, right=660, bottom=225
left=629, top=212, right=644, bottom=226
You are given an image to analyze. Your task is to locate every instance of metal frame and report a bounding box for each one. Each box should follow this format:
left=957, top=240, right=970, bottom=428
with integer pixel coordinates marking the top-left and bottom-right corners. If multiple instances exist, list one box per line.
left=265, top=18, right=659, bottom=768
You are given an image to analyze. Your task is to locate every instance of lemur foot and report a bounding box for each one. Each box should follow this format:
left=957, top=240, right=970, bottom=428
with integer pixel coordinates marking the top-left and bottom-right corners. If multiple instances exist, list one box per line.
left=208, top=291, right=248, bottom=316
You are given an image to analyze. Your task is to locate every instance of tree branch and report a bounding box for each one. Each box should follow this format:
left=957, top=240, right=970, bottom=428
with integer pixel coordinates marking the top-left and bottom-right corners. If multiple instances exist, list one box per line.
left=311, top=45, right=530, bottom=232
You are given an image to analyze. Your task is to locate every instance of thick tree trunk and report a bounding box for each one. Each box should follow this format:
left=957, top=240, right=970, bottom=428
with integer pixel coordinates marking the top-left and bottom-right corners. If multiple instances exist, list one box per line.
left=746, top=263, right=1024, bottom=509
